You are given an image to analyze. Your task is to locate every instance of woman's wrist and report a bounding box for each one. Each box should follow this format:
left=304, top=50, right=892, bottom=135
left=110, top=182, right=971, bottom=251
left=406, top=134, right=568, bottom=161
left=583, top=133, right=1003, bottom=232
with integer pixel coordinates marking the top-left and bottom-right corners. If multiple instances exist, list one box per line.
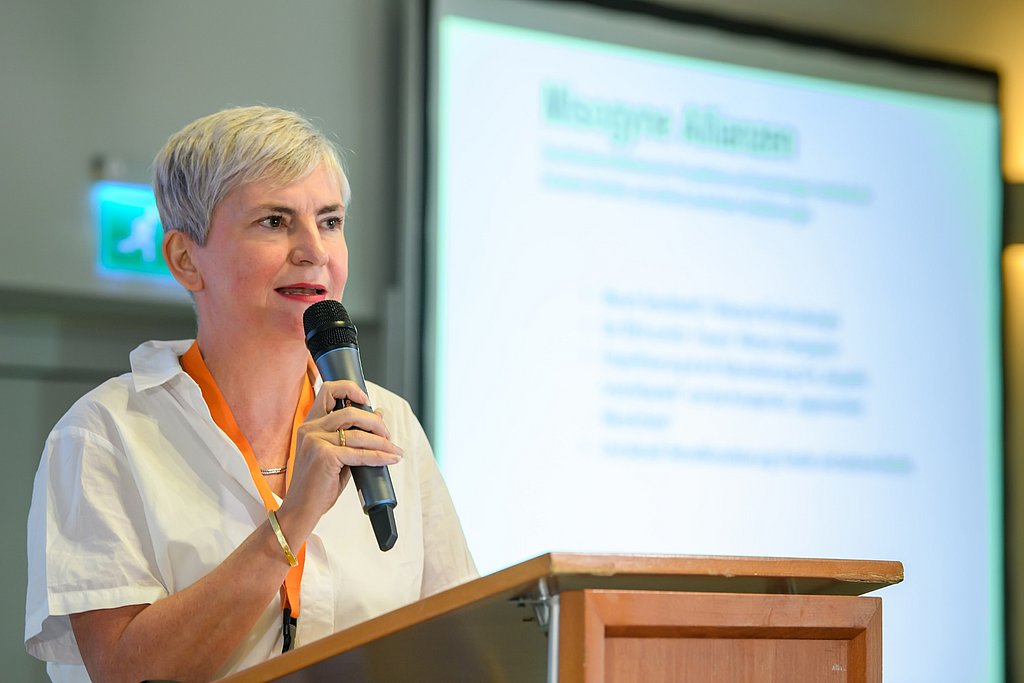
left=272, top=501, right=317, bottom=556
left=268, top=510, right=298, bottom=566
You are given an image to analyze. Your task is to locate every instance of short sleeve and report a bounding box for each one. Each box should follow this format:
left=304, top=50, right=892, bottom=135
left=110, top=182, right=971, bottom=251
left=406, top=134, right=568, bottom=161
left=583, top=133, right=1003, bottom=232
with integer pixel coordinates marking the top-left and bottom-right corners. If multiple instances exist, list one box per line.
left=25, top=425, right=167, bottom=664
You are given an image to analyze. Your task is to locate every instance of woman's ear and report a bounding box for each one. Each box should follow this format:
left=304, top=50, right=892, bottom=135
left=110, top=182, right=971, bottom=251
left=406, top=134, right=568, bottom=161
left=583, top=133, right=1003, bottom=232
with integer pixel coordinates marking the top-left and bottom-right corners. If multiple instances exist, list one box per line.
left=163, top=230, right=204, bottom=292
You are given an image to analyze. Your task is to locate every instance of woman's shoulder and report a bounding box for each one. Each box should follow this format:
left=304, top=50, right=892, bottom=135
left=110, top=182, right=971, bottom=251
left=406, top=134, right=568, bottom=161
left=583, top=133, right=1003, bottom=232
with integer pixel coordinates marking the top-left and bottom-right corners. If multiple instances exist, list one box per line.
left=52, top=373, right=136, bottom=434
left=364, top=381, right=429, bottom=446
left=50, top=339, right=195, bottom=439
left=364, top=380, right=411, bottom=414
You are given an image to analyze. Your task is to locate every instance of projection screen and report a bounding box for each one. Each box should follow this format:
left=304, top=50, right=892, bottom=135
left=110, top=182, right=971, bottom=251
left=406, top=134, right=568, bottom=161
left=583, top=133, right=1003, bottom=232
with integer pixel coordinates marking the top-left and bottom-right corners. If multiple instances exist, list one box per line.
left=421, top=1, right=1003, bottom=679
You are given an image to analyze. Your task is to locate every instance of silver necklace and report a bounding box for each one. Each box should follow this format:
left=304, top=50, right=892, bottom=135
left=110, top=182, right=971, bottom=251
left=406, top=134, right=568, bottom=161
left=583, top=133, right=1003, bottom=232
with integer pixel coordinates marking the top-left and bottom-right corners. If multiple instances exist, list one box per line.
left=260, top=465, right=288, bottom=476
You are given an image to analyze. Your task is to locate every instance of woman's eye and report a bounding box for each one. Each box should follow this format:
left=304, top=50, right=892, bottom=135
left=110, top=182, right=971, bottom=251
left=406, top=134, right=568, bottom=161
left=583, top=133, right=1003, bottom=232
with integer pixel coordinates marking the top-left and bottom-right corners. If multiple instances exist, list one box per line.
left=260, top=215, right=285, bottom=229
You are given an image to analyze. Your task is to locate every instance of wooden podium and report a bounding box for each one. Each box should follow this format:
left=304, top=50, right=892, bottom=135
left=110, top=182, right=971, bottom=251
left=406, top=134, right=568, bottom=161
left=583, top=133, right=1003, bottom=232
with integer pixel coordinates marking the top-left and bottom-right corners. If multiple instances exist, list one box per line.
left=218, top=553, right=903, bottom=683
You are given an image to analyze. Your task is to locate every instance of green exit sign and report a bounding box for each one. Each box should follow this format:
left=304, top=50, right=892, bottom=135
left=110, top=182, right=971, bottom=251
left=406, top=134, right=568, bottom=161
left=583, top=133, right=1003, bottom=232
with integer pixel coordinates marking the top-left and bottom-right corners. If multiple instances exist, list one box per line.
left=92, top=181, right=172, bottom=279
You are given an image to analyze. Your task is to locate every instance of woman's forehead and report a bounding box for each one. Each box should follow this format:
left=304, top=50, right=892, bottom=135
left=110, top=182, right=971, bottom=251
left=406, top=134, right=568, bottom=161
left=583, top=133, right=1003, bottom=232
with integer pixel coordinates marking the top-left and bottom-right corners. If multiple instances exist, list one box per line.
left=229, top=164, right=345, bottom=208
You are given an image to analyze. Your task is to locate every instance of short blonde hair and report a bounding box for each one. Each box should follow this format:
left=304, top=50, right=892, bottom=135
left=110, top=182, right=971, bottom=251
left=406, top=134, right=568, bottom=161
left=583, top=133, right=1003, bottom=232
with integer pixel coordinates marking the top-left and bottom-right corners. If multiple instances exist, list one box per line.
left=153, top=106, right=350, bottom=245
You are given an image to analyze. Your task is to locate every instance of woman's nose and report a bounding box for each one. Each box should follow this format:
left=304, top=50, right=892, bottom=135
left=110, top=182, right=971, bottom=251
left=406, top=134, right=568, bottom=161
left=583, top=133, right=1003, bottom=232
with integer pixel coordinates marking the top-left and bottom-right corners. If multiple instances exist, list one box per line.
left=290, top=221, right=329, bottom=266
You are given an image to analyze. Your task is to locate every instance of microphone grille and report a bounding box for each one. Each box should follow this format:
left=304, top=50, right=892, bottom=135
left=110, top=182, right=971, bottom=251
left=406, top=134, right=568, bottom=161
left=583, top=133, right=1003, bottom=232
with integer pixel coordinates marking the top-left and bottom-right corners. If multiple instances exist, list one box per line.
left=303, top=300, right=359, bottom=357
left=304, top=299, right=349, bottom=331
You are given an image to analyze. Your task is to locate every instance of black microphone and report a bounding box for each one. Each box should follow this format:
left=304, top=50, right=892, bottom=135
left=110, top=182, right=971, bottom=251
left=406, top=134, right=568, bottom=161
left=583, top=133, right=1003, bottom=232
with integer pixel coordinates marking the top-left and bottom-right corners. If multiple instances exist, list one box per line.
left=303, top=300, right=398, bottom=552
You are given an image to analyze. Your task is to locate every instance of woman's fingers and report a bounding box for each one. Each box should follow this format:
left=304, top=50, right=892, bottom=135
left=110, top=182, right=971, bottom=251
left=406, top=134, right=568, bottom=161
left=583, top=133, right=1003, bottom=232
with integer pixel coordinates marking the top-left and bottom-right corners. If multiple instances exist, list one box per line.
left=288, top=390, right=400, bottom=520
left=298, top=404, right=402, bottom=466
left=321, top=405, right=393, bottom=439
left=310, top=380, right=371, bottom=418
left=331, top=426, right=403, bottom=465
left=308, top=384, right=392, bottom=441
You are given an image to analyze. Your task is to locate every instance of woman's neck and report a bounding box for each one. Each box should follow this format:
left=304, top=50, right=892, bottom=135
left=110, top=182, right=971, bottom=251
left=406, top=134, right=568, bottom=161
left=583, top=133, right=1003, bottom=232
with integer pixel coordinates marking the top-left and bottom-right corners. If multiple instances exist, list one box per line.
left=195, top=330, right=310, bottom=463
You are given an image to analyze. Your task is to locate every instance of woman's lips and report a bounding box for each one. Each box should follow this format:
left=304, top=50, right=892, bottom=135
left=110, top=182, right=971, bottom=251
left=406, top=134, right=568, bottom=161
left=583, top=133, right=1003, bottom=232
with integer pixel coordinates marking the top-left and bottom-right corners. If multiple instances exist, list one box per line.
left=276, top=286, right=325, bottom=295
left=275, top=285, right=327, bottom=300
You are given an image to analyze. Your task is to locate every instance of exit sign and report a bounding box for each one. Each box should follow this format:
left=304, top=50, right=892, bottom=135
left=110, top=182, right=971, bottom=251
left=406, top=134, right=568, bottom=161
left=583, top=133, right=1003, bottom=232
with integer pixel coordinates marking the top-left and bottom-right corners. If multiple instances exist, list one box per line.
left=92, top=181, right=172, bottom=279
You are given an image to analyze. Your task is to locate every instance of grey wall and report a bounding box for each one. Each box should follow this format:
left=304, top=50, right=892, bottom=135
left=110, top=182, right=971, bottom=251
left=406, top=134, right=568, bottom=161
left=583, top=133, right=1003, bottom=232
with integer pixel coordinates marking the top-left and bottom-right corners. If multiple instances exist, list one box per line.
left=2, top=1, right=402, bottom=679
left=1, top=0, right=403, bottom=319
left=3, top=0, right=1020, bottom=681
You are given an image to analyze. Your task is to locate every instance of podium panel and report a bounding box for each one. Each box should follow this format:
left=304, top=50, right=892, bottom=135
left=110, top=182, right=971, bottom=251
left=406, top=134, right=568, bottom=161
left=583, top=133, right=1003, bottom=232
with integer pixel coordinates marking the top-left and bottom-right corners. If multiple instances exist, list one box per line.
left=558, top=590, right=880, bottom=683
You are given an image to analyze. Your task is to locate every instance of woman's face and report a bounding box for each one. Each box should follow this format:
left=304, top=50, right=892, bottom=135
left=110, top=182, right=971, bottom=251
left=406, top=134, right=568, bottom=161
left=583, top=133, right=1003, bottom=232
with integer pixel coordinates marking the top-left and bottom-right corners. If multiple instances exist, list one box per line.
left=189, top=162, right=349, bottom=345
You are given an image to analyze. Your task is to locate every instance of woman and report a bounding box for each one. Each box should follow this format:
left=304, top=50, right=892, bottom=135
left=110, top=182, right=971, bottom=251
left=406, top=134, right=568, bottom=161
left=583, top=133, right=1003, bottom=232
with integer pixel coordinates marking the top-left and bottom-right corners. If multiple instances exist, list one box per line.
left=25, top=106, right=477, bottom=682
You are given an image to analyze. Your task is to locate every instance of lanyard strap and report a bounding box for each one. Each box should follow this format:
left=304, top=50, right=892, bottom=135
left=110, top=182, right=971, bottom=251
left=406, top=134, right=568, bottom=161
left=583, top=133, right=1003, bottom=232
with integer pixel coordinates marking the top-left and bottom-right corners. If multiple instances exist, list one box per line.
left=180, top=341, right=316, bottom=620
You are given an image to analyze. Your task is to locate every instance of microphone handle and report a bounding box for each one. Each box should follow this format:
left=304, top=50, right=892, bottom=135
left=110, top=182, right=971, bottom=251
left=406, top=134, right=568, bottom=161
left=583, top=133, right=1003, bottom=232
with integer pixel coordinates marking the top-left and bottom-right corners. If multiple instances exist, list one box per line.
left=314, top=346, right=398, bottom=551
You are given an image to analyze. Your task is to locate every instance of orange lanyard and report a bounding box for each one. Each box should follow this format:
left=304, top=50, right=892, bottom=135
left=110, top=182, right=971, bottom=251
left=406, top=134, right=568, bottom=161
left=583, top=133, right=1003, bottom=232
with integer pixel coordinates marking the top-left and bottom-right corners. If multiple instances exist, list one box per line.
left=180, top=341, right=315, bottom=619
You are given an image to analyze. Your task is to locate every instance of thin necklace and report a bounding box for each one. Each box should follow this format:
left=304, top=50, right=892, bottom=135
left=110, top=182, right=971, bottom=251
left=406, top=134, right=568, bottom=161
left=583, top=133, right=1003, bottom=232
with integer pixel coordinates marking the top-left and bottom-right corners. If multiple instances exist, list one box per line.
left=260, top=465, right=288, bottom=476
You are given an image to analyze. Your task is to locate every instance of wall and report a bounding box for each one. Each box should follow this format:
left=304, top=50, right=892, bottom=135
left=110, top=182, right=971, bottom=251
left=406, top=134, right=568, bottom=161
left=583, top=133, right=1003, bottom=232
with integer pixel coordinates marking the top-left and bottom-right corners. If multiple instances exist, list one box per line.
left=0, top=0, right=404, bottom=319
left=2, top=1, right=401, bottom=679
left=3, top=0, right=1021, bottom=680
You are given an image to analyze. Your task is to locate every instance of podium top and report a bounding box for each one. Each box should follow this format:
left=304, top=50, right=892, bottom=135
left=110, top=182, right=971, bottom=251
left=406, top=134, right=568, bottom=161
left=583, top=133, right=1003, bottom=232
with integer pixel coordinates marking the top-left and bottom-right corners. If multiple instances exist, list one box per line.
left=218, top=553, right=902, bottom=682
left=509, top=552, right=903, bottom=595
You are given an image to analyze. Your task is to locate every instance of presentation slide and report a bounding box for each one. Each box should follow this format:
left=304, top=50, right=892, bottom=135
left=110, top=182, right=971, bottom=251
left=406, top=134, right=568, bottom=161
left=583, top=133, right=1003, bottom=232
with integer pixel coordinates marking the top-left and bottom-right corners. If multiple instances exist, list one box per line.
left=428, top=2, right=1002, bottom=680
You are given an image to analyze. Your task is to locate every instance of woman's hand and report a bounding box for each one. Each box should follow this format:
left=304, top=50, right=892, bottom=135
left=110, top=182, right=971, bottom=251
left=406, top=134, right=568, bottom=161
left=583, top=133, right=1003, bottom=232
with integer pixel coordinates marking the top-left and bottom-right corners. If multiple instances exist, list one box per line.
left=277, top=380, right=403, bottom=536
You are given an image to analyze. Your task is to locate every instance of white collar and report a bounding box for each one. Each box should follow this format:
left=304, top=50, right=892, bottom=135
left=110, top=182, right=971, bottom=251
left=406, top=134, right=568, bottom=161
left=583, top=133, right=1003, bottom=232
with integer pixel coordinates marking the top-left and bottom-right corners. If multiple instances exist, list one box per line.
left=129, top=339, right=194, bottom=392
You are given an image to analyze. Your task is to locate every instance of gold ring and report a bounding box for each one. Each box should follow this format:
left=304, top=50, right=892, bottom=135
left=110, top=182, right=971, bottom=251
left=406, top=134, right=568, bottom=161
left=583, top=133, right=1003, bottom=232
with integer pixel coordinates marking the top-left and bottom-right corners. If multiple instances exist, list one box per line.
left=338, top=428, right=347, bottom=448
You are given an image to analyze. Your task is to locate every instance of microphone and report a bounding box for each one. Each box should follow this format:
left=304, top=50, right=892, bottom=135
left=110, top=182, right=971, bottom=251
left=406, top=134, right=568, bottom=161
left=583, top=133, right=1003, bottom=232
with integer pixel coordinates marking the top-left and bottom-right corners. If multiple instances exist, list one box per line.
left=303, top=300, right=398, bottom=552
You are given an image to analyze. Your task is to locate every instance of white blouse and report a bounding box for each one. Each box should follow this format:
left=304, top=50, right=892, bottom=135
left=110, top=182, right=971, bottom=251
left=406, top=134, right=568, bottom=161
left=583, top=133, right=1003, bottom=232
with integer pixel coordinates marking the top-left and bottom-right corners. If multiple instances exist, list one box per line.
left=25, top=340, right=477, bottom=682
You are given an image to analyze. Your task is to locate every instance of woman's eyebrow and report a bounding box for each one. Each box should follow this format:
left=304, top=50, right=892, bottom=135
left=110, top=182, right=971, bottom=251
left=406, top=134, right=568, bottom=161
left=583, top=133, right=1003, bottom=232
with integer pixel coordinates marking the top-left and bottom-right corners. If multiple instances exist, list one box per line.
left=250, top=204, right=343, bottom=215
left=253, top=204, right=296, bottom=215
